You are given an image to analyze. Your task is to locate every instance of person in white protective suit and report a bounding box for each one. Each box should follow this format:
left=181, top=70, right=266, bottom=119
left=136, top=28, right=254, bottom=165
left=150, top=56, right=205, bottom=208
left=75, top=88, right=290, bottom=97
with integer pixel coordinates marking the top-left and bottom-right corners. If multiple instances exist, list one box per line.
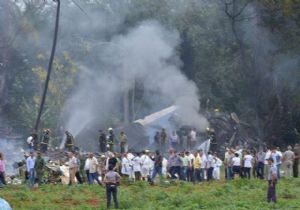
left=140, top=150, right=153, bottom=181
left=213, top=153, right=223, bottom=180
left=131, top=152, right=142, bottom=181
left=121, top=153, right=134, bottom=181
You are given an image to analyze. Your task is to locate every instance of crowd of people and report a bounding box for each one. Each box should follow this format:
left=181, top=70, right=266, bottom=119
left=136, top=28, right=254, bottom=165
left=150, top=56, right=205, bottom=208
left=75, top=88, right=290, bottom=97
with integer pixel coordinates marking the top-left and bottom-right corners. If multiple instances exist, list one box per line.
left=1, top=127, right=300, bottom=208
left=25, top=127, right=201, bottom=155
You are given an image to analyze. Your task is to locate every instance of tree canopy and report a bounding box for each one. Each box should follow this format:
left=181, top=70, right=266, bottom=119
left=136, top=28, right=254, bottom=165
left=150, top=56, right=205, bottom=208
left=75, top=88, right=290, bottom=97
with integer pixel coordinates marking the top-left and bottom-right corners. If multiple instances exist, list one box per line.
left=0, top=0, right=299, bottom=146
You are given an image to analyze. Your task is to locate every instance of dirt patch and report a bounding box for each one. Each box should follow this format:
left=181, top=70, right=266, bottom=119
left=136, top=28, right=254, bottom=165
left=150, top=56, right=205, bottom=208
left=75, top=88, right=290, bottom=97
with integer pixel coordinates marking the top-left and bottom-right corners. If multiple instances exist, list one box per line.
left=86, top=198, right=101, bottom=206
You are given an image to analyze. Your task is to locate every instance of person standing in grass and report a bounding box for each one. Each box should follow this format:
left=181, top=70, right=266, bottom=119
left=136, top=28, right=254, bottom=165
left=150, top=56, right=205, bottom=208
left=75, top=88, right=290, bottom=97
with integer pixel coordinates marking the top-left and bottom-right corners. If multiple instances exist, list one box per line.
left=293, top=144, right=299, bottom=178
left=187, top=151, right=195, bottom=182
left=206, top=151, right=214, bottom=181
left=267, top=158, right=277, bottom=203
left=231, top=153, right=241, bottom=179
left=132, top=153, right=142, bottom=181
left=75, top=153, right=83, bottom=184
left=243, top=150, right=253, bottom=179
left=34, top=151, right=45, bottom=185
left=271, top=147, right=282, bottom=179
left=84, top=155, right=91, bottom=183
left=167, top=149, right=182, bottom=180
left=68, top=152, right=77, bottom=186
left=88, top=153, right=101, bottom=185
left=282, top=146, right=294, bottom=178
left=140, top=150, right=152, bottom=181
left=180, top=151, right=189, bottom=181
left=26, top=151, right=36, bottom=188
left=104, top=165, right=121, bottom=209
left=193, top=151, right=201, bottom=183
left=256, top=149, right=266, bottom=179
left=224, top=148, right=230, bottom=180
left=213, top=152, right=222, bottom=180
left=200, top=150, right=207, bottom=181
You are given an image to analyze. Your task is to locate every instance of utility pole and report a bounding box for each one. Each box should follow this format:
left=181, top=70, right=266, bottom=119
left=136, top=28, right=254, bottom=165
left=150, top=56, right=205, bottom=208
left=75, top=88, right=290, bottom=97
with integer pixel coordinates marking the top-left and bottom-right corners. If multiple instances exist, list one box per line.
left=34, top=0, right=60, bottom=132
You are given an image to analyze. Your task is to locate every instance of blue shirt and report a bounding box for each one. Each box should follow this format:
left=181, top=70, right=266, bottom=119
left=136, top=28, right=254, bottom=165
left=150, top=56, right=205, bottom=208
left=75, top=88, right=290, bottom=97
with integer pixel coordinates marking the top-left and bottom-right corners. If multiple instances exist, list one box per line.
left=26, top=156, right=36, bottom=172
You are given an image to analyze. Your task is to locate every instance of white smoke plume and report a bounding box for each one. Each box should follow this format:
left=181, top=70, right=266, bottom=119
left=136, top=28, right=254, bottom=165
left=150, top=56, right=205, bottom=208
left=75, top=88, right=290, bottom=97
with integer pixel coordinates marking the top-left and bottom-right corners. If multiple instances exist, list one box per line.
left=0, top=138, right=24, bottom=175
left=64, top=21, right=208, bottom=139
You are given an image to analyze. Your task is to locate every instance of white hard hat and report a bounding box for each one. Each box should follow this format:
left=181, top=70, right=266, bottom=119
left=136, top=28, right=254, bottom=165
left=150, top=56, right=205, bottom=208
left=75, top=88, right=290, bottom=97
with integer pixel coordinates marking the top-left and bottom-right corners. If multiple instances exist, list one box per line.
left=108, top=127, right=113, bottom=131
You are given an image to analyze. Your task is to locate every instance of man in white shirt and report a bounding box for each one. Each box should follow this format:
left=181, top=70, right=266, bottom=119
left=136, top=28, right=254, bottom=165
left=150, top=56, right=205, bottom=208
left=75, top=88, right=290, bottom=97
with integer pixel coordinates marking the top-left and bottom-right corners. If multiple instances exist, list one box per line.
left=213, top=153, right=222, bottom=180
left=88, top=153, right=101, bottom=185
left=140, top=150, right=152, bottom=181
left=206, top=152, right=214, bottom=181
left=84, top=156, right=91, bottom=183
left=271, top=147, right=282, bottom=179
left=68, top=152, right=77, bottom=185
left=26, top=152, right=36, bottom=187
left=264, top=148, right=272, bottom=179
left=200, top=150, right=207, bottom=181
left=131, top=153, right=142, bottom=181
left=243, top=151, right=253, bottom=179
left=232, top=153, right=241, bottom=178
left=121, top=153, right=132, bottom=177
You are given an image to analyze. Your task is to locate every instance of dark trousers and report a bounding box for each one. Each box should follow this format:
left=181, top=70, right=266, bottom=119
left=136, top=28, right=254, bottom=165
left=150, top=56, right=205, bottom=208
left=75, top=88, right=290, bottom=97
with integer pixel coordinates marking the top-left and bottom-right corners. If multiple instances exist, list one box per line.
left=252, top=164, right=256, bottom=178
left=225, top=167, right=228, bottom=180
left=0, top=172, right=6, bottom=185
left=194, top=168, right=201, bottom=182
left=106, top=185, right=118, bottom=209
left=134, top=171, right=141, bottom=181
left=85, top=170, right=90, bottom=183
left=232, top=166, right=240, bottom=178
left=75, top=171, right=83, bottom=184
left=100, top=143, right=107, bottom=153
left=240, top=167, right=245, bottom=178
left=207, top=167, right=214, bottom=181
left=41, top=144, right=48, bottom=153
left=169, top=166, right=181, bottom=179
left=120, top=143, right=125, bottom=153
left=244, top=167, right=251, bottom=179
left=267, top=180, right=277, bottom=203
left=187, top=167, right=194, bottom=182
left=293, top=160, right=299, bottom=178
left=256, top=162, right=264, bottom=179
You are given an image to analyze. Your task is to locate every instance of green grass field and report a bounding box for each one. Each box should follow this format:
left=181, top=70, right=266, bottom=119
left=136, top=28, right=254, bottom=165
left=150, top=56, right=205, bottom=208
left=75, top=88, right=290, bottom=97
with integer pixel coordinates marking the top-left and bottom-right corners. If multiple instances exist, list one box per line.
left=1, top=178, right=300, bottom=210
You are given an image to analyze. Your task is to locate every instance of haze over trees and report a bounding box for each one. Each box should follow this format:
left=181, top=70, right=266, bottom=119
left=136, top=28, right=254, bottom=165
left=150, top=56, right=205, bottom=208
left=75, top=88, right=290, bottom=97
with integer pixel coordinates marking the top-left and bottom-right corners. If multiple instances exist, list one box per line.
left=0, top=0, right=299, bottom=146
